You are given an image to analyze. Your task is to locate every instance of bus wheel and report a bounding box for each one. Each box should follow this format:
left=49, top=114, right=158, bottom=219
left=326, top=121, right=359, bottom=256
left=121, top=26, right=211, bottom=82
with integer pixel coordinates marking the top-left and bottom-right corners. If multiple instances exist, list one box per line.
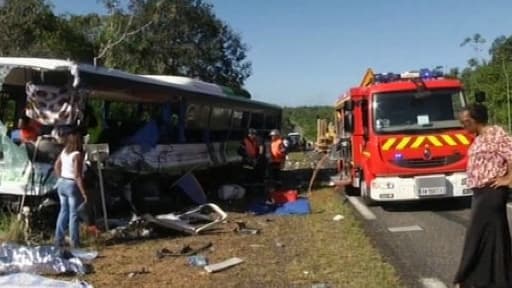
left=361, top=180, right=376, bottom=206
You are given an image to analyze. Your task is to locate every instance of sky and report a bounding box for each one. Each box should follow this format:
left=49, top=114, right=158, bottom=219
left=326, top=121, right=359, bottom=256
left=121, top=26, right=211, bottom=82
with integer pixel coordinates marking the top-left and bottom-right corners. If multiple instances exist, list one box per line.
left=52, top=0, right=512, bottom=107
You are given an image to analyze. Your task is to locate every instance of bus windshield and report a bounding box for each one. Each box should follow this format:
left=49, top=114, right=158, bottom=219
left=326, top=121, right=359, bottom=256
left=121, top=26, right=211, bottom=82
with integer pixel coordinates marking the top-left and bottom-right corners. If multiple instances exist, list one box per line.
left=373, top=90, right=465, bottom=133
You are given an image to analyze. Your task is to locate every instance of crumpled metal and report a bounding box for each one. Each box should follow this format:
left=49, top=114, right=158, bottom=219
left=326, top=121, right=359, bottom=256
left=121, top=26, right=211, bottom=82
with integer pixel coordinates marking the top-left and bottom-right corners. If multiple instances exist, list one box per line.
left=0, top=243, right=97, bottom=275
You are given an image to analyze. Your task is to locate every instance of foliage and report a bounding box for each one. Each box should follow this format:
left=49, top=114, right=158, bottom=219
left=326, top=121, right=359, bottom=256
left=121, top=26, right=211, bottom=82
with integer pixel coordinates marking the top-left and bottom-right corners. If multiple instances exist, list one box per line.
left=0, top=0, right=252, bottom=91
left=96, top=0, right=251, bottom=90
left=0, top=0, right=95, bottom=60
left=282, top=106, right=334, bottom=141
left=457, top=33, right=512, bottom=128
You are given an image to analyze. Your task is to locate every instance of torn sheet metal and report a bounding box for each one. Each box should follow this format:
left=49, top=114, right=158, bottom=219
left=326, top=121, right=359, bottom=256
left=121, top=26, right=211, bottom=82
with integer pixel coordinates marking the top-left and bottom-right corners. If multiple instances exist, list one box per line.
left=143, top=203, right=227, bottom=235
left=0, top=272, right=92, bottom=288
left=0, top=243, right=97, bottom=275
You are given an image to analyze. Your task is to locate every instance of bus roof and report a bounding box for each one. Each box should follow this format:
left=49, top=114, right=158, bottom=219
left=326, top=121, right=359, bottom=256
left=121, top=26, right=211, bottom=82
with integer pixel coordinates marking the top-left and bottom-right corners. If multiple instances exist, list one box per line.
left=0, top=57, right=281, bottom=110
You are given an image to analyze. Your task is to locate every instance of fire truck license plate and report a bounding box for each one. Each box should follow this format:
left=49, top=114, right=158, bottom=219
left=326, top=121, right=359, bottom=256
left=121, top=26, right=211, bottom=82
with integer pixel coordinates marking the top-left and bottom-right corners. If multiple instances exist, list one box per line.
left=418, top=187, right=446, bottom=196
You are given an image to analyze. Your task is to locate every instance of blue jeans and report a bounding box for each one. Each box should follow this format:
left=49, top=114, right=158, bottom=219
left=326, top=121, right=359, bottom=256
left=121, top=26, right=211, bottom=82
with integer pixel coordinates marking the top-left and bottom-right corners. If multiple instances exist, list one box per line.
left=55, top=178, right=83, bottom=248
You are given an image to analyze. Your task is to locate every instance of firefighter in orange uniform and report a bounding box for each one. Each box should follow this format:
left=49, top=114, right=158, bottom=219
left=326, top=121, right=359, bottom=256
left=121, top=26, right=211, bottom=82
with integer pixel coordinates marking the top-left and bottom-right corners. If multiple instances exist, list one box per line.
left=269, top=129, right=286, bottom=182
left=239, top=128, right=265, bottom=181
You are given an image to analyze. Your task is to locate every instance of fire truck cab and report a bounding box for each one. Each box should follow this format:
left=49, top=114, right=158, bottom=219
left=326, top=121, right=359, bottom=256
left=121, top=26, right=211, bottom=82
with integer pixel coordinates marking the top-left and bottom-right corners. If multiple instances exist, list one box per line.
left=334, top=68, right=473, bottom=204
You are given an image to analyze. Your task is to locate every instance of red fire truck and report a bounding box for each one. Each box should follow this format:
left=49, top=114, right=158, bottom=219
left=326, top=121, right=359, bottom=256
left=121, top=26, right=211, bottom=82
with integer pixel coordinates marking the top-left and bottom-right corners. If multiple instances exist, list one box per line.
left=334, top=68, right=474, bottom=204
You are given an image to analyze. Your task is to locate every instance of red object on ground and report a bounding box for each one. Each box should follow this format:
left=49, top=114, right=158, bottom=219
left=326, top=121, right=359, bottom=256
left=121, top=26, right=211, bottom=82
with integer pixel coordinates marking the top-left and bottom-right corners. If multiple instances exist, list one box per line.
left=271, top=189, right=298, bottom=204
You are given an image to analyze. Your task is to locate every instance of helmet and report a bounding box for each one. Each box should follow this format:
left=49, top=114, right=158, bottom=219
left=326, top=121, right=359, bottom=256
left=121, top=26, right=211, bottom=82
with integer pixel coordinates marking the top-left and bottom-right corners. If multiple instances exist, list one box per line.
left=269, top=129, right=280, bottom=136
left=248, top=128, right=257, bottom=135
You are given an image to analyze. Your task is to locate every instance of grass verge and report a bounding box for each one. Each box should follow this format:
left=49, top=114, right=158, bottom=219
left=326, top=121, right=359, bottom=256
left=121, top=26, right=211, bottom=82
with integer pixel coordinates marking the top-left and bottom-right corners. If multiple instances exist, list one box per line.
left=76, top=188, right=402, bottom=288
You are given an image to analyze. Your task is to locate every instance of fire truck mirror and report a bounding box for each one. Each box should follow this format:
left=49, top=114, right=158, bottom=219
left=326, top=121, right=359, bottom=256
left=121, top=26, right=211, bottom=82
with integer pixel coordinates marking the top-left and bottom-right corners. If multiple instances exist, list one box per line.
left=344, top=100, right=354, bottom=111
left=475, top=91, right=486, bottom=103
left=343, top=112, right=354, bottom=133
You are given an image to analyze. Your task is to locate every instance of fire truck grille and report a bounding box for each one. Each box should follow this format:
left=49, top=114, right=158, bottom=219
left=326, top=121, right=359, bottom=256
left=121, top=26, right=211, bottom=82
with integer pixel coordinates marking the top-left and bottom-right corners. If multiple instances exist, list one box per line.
left=393, top=154, right=463, bottom=168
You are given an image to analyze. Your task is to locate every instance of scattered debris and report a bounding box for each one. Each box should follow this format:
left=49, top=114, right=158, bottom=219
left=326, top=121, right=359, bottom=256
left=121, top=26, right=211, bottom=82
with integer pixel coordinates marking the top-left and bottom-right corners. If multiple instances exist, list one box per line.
left=204, top=257, right=244, bottom=273
left=233, top=221, right=260, bottom=235
left=238, top=228, right=259, bottom=235
left=143, top=203, right=228, bottom=235
left=332, top=214, right=344, bottom=221
left=187, top=255, right=208, bottom=267
left=249, top=244, right=265, bottom=248
left=275, top=240, right=285, bottom=248
left=156, top=242, right=213, bottom=259
left=126, top=267, right=150, bottom=278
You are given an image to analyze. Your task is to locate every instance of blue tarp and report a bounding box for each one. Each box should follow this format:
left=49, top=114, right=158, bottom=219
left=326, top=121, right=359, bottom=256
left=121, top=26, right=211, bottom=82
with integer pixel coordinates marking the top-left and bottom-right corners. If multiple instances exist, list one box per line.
left=274, top=199, right=311, bottom=215
left=124, top=120, right=159, bottom=152
left=248, top=198, right=310, bottom=215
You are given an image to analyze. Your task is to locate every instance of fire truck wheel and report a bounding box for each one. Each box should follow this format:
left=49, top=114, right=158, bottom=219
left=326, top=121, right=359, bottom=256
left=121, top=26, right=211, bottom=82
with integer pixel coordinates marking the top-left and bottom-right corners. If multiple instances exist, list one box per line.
left=344, top=185, right=359, bottom=196
left=361, top=180, right=376, bottom=206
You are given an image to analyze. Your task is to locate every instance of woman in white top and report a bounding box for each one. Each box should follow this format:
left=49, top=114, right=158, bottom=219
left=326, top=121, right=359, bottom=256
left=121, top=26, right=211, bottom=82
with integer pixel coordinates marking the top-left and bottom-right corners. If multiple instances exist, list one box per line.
left=53, top=129, right=87, bottom=248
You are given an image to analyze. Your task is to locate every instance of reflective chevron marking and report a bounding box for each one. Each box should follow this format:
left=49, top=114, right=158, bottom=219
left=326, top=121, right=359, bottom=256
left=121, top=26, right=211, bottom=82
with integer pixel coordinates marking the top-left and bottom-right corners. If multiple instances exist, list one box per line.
left=396, top=137, right=412, bottom=150
left=455, top=134, right=470, bottom=145
left=427, top=135, right=443, bottom=147
left=382, top=138, right=397, bottom=151
left=440, top=135, right=457, bottom=146
left=410, top=136, right=426, bottom=149
left=381, top=134, right=471, bottom=150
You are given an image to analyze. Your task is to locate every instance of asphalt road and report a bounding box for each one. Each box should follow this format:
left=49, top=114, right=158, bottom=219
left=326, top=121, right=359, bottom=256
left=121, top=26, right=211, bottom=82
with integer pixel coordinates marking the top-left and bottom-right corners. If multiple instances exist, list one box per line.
left=347, top=195, right=512, bottom=288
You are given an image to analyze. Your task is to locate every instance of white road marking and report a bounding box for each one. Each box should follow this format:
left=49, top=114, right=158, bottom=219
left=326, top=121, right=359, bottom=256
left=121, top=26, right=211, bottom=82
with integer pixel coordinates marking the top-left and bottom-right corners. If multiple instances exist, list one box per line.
left=388, top=225, right=423, bottom=233
left=419, top=277, right=448, bottom=288
left=507, top=203, right=512, bottom=210
left=346, top=196, right=377, bottom=220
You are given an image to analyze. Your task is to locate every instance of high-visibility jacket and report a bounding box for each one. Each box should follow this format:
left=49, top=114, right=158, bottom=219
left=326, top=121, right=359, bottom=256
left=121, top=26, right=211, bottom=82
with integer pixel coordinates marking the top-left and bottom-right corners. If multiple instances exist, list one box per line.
left=243, top=136, right=259, bottom=159
left=20, top=120, right=41, bottom=142
left=270, top=137, right=286, bottom=163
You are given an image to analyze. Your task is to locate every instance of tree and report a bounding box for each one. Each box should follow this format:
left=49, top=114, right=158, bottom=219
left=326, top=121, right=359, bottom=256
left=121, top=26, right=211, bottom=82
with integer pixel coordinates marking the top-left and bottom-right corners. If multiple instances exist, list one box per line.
left=459, top=34, right=512, bottom=129
left=0, top=0, right=94, bottom=60
left=92, top=0, right=252, bottom=91
left=0, top=0, right=252, bottom=92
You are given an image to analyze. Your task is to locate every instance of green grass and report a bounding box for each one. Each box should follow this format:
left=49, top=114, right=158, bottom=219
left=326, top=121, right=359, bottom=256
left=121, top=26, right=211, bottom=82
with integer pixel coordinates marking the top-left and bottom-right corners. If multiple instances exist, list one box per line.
left=80, top=188, right=403, bottom=288
left=279, top=188, right=403, bottom=287
left=0, top=213, right=26, bottom=243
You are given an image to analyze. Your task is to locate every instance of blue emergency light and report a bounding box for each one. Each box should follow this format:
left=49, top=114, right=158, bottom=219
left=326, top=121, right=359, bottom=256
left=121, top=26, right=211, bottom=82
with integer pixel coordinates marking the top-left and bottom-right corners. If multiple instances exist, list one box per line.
left=374, top=68, right=443, bottom=83
left=374, top=72, right=401, bottom=83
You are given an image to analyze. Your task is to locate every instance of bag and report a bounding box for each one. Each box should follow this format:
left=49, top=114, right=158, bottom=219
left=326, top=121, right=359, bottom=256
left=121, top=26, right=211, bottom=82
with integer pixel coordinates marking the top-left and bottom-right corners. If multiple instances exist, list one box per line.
left=270, top=189, right=298, bottom=204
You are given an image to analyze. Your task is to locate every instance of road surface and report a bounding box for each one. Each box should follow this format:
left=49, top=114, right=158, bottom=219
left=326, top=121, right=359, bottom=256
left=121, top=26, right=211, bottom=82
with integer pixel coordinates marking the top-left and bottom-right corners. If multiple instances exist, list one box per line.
left=346, top=195, right=512, bottom=288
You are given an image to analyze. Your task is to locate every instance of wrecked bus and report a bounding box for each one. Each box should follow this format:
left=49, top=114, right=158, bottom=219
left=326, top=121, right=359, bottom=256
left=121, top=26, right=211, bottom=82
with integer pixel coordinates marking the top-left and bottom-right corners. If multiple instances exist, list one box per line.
left=0, top=57, right=281, bottom=217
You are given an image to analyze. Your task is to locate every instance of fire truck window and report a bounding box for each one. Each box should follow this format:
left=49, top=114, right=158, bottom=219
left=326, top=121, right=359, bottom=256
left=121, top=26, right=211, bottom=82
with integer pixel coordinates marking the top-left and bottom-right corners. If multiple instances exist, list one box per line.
left=374, top=90, right=462, bottom=132
left=361, top=100, right=369, bottom=138
left=362, top=100, right=369, bottom=128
